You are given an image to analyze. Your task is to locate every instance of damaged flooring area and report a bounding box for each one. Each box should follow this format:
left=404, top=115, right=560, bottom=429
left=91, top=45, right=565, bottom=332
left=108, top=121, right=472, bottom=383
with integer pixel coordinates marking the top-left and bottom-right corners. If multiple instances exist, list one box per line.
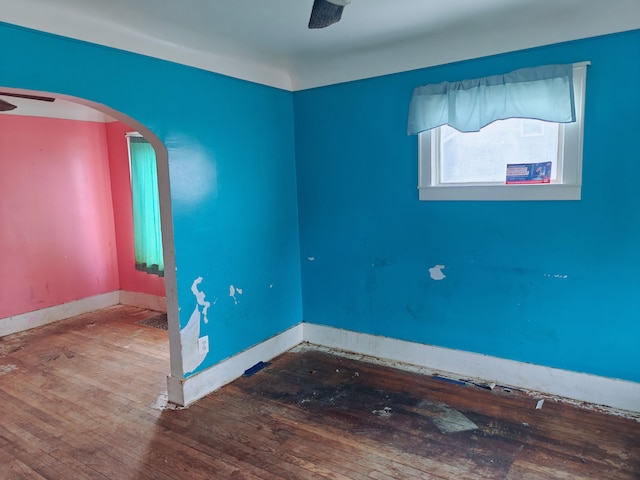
left=0, top=306, right=639, bottom=479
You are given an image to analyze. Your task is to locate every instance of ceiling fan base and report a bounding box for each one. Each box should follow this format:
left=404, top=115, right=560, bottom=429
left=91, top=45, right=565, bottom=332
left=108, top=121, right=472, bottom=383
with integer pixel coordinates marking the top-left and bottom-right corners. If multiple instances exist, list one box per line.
left=0, top=98, right=17, bottom=112
left=308, top=0, right=346, bottom=29
left=0, top=91, right=56, bottom=113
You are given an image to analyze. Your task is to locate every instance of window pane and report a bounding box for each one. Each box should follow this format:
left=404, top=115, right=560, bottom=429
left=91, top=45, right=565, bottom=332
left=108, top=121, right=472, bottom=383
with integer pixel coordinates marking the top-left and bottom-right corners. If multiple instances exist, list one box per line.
left=439, top=119, right=560, bottom=184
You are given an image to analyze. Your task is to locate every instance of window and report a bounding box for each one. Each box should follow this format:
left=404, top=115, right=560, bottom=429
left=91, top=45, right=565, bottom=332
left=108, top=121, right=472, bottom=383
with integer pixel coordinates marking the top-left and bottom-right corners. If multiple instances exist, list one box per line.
left=412, top=63, right=588, bottom=201
left=126, top=133, right=164, bottom=276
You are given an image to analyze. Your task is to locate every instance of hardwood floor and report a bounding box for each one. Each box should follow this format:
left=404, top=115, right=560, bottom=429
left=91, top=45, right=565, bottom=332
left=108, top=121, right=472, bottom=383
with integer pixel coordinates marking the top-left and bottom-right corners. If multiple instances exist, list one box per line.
left=0, top=305, right=638, bottom=479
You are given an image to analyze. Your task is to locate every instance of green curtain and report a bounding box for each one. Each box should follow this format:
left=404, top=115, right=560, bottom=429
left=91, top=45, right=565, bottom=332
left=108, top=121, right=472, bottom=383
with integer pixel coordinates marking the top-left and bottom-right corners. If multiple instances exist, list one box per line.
left=129, top=136, right=164, bottom=276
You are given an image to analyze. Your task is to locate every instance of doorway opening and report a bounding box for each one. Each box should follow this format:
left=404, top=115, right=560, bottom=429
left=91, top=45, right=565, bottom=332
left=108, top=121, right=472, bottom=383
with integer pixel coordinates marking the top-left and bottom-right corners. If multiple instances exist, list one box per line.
left=0, top=87, right=180, bottom=389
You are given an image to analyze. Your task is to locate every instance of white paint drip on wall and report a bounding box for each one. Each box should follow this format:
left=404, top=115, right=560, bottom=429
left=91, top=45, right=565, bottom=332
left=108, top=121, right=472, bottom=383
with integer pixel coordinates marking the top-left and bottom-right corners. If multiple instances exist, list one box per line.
left=230, top=285, right=243, bottom=305
left=181, top=277, right=210, bottom=375
left=429, top=264, right=446, bottom=281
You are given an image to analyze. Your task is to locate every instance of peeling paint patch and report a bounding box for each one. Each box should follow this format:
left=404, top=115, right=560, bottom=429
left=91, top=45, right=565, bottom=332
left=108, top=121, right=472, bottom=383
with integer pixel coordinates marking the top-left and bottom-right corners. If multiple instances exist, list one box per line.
left=0, top=364, right=18, bottom=376
left=544, top=273, right=568, bottom=279
left=307, top=256, right=316, bottom=262
left=230, top=285, right=243, bottom=305
left=191, top=277, right=211, bottom=323
left=181, top=277, right=211, bottom=375
left=429, top=264, right=446, bottom=281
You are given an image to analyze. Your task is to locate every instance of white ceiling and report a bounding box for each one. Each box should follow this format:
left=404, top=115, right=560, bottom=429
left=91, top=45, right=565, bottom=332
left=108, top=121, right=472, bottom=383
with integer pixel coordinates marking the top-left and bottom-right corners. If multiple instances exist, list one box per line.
left=1, top=0, right=640, bottom=90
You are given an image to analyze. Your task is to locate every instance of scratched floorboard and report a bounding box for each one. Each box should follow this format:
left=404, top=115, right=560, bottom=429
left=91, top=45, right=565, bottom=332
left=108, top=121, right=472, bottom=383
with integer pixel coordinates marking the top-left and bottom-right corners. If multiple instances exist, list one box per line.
left=0, top=306, right=638, bottom=479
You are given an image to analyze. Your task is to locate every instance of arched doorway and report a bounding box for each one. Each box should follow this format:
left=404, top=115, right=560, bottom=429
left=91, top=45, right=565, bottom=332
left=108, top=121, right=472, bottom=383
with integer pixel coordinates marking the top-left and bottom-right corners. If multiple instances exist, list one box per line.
left=0, top=87, right=181, bottom=391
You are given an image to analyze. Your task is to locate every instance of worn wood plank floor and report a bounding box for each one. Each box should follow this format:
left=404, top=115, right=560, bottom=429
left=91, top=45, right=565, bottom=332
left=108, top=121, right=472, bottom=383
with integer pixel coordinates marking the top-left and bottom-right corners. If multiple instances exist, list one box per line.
left=0, top=305, right=638, bottom=479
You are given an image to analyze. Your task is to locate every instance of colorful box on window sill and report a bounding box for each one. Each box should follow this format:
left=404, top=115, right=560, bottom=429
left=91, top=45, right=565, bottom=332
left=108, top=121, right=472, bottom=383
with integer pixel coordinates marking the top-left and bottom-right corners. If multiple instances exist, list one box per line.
left=506, top=161, right=552, bottom=184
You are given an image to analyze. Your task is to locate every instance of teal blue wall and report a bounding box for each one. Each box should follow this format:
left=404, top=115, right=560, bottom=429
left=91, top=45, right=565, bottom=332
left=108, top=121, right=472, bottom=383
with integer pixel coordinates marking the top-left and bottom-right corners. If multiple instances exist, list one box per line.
left=0, top=22, right=303, bottom=374
left=3, top=20, right=639, bottom=384
left=294, top=30, right=640, bottom=383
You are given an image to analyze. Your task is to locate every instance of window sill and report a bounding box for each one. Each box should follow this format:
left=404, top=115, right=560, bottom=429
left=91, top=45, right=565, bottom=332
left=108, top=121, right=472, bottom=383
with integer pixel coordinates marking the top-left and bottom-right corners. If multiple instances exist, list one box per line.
left=418, top=183, right=581, bottom=201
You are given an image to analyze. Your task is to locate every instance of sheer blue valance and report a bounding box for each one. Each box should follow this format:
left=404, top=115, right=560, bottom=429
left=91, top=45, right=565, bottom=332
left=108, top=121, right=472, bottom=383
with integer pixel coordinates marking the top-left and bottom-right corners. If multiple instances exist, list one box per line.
left=407, top=64, right=576, bottom=134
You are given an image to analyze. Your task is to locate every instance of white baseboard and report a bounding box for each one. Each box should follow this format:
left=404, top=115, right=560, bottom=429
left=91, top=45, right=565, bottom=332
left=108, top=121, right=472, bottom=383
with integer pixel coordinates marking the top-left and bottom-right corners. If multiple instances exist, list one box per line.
left=0, top=291, right=120, bottom=338
left=303, top=323, right=640, bottom=414
left=167, top=323, right=304, bottom=407
left=165, top=321, right=640, bottom=413
left=119, top=291, right=166, bottom=312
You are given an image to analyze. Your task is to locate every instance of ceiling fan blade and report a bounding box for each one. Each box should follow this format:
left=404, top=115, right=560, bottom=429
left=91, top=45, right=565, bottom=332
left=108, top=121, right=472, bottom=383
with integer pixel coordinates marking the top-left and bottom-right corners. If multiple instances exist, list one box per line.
left=308, top=0, right=350, bottom=29
left=0, top=92, right=55, bottom=102
left=0, top=98, right=17, bottom=112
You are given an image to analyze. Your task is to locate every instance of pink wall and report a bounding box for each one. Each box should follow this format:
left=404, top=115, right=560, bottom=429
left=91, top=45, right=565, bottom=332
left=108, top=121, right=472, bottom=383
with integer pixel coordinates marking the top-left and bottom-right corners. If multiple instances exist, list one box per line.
left=0, top=115, right=119, bottom=318
left=105, top=121, right=165, bottom=297
left=0, top=115, right=165, bottom=321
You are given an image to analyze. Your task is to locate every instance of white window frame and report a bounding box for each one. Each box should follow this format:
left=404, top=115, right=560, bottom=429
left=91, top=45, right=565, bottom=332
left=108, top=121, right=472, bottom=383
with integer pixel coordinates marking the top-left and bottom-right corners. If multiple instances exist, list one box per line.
left=418, top=62, right=589, bottom=201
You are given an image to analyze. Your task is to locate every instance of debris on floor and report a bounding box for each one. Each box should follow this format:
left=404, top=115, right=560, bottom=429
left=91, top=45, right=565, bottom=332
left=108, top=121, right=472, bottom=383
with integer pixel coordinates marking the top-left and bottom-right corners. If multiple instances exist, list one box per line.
left=0, top=364, right=18, bottom=376
left=243, top=360, right=270, bottom=377
left=412, top=400, right=479, bottom=434
left=372, top=406, right=392, bottom=418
